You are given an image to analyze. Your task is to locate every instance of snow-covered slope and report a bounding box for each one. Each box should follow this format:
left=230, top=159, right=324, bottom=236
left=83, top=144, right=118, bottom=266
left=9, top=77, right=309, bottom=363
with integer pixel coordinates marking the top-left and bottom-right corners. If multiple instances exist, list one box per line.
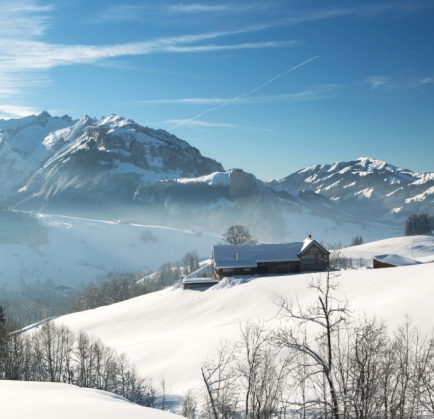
left=0, top=112, right=77, bottom=196
left=269, top=157, right=434, bottom=221
left=341, top=235, right=434, bottom=265
left=49, top=236, right=434, bottom=396
left=0, top=381, right=178, bottom=419
left=176, top=171, right=231, bottom=185
left=0, top=213, right=221, bottom=290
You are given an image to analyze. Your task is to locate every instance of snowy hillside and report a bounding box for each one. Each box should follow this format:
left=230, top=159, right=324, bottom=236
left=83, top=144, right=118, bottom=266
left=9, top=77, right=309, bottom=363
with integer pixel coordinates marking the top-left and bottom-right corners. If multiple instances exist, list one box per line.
left=341, top=234, right=434, bottom=265
left=0, top=381, right=178, bottom=419
left=0, top=213, right=221, bottom=290
left=49, top=236, right=434, bottom=396
left=269, top=157, right=434, bottom=221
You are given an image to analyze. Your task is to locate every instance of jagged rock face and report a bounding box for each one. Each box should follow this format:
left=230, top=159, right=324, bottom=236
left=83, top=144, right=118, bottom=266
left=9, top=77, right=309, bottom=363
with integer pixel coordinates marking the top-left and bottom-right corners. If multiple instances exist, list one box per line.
left=269, top=157, right=434, bottom=221
left=9, top=114, right=224, bottom=212
left=0, top=112, right=78, bottom=196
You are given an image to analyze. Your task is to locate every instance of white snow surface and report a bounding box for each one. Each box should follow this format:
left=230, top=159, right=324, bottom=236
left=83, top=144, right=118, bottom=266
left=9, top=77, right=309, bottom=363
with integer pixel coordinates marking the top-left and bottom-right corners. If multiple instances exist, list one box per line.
left=176, top=171, right=231, bottom=185
left=341, top=235, right=434, bottom=265
left=0, top=381, right=178, bottom=419
left=372, top=254, right=422, bottom=267
left=0, top=213, right=220, bottom=290
left=47, top=236, right=434, bottom=397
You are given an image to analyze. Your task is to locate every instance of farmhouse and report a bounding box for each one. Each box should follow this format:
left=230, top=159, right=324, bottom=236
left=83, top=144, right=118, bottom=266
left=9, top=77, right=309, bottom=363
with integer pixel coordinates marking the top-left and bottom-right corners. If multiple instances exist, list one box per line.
left=212, top=236, right=329, bottom=279
left=373, top=254, right=422, bottom=269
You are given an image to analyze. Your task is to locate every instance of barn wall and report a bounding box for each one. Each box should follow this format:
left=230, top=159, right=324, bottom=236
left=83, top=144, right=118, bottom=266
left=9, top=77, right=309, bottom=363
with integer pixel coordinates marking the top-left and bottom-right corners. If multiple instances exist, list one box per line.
left=373, top=259, right=396, bottom=269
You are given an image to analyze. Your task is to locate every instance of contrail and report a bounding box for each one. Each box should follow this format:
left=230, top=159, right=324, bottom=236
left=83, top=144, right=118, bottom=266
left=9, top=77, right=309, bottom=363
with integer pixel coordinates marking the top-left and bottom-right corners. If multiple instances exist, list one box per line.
left=168, top=55, right=320, bottom=131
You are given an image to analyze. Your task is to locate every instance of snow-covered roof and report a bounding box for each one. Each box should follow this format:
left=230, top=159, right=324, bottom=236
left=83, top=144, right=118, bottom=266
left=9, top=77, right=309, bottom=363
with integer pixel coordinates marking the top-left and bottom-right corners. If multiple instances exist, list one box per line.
left=213, top=243, right=305, bottom=268
left=373, top=254, right=422, bottom=267
left=299, top=238, right=329, bottom=254
left=183, top=278, right=219, bottom=284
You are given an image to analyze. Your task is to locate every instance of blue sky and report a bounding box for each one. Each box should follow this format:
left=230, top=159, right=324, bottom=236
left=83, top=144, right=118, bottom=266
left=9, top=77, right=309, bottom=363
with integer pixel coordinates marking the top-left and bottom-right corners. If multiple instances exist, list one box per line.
left=0, top=0, right=433, bottom=180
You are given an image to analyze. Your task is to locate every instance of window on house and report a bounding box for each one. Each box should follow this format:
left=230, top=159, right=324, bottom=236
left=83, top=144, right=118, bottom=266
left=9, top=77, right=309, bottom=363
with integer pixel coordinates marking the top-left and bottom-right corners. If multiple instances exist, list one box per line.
left=302, top=262, right=315, bottom=267
left=244, top=268, right=250, bottom=271
left=223, top=268, right=233, bottom=272
left=310, top=246, right=318, bottom=252
left=319, top=261, right=327, bottom=266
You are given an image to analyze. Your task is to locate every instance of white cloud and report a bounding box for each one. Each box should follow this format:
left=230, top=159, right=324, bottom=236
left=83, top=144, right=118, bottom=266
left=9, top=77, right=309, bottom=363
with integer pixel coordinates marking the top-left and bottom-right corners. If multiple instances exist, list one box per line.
left=0, top=104, right=40, bottom=118
left=0, top=0, right=54, bottom=38
left=0, top=2, right=296, bottom=102
left=168, top=4, right=266, bottom=13
left=366, top=76, right=390, bottom=90
left=418, top=77, right=433, bottom=85
left=164, top=119, right=237, bottom=127
left=134, top=85, right=341, bottom=106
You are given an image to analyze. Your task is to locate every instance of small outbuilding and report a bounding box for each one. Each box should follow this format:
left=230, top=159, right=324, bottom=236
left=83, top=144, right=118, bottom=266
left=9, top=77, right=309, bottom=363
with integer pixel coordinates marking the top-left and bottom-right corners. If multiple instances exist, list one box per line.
left=183, top=278, right=219, bottom=290
left=373, top=254, right=422, bottom=269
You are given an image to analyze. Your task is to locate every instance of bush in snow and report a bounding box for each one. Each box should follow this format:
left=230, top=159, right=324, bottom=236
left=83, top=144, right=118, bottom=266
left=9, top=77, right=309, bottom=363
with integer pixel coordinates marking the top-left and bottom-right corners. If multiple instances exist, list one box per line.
left=141, top=229, right=157, bottom=243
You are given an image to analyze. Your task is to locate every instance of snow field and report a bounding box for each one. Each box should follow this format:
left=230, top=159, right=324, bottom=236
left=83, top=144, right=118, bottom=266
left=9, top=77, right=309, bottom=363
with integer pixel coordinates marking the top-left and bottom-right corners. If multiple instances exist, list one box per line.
left=341, top=235, right=434, bottom=265
left=52, top=255, right=434, bottom=397
left=0, top=381, right=179, bottom=419
left=0, top=213, right=221, bottom=289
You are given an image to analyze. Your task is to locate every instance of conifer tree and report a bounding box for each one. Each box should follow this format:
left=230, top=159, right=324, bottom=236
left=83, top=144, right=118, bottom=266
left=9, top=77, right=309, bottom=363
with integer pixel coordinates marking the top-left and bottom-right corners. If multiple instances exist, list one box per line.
left=404, top=213, right=434, bottom=236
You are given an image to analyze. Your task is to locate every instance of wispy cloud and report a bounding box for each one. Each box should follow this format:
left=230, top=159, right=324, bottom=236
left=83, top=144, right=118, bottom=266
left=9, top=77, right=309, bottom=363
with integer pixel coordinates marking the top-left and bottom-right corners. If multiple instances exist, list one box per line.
left=94, top=2, right=433, bottom=26
left=0, top=0, right=54, bottom=38
left=366, top=76, right=390, bottom=90
left=365, top=74, right=434, bottom=90
left=416, top=77, right=434, bottom=86
left=168, top=4, right=267, bottom=13
left=0, top=1, right=297, bottom=110
left=167, top=56, right=321, bottom=131
left=163, top=119, right=237, bottom=127
left=0, top=104, right=40, bottom=119
left=133, top=84, right=341, bottom=106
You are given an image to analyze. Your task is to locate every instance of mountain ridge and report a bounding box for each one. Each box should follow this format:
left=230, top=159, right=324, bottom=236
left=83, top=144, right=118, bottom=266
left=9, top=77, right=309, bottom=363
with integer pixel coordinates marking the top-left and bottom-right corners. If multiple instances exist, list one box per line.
left=268, top=156, right=434, bottom=221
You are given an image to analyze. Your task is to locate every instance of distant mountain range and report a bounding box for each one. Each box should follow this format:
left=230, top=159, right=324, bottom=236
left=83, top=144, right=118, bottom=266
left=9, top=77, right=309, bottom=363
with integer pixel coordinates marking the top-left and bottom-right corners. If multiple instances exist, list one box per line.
left=1, top=112, right=430, bottom=241
left=269, top=157, right=434, bottom=222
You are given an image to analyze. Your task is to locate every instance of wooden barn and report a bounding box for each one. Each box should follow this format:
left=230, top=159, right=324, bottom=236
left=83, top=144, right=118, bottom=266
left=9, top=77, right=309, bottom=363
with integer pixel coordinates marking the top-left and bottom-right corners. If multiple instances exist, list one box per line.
left=373, top=254, right=422, bottom=269
left=212, top=236, right=329, bottom=279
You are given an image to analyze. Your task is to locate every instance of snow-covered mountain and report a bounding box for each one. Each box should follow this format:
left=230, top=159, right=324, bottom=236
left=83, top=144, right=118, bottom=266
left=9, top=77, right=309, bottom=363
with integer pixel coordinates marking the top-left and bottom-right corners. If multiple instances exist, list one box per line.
left=0, top=114, right=406, bottom=241
left=0, top=111, right=78, bottom=197
left=268, top=157, right=434, bottom=221
left=6, top=113, right=223, bottom=210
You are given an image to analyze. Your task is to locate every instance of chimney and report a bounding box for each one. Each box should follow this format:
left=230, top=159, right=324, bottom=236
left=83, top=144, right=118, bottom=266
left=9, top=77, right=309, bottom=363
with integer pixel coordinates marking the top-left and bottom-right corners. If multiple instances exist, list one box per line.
left=309, top=235, right=312, bottom=239
left=236, top=252, right=239, bottom=261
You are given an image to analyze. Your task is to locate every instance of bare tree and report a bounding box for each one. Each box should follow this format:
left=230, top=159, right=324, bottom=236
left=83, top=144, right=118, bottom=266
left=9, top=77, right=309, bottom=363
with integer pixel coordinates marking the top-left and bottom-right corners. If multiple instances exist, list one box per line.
left=273, top=266, right=350, bottom=419
left=160, top=376, right=168, bottom=410
left=223, top=225, right=257, bottom=246
left=201, top=340, right=239, bottom=419
left=182, top=388, right=198, bottom=418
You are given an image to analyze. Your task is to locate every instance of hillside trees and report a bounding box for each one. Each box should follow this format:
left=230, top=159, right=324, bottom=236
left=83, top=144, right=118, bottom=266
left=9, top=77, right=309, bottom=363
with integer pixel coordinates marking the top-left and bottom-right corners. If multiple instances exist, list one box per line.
left=351, top=235, right=364, bottom=246
left=223, top=225, right=257, bottom=245
left=404, top=213, right=434, bottom=236
left=0, top=321, right=156, bottom=406
left=201, top=265, right=434, bottom=418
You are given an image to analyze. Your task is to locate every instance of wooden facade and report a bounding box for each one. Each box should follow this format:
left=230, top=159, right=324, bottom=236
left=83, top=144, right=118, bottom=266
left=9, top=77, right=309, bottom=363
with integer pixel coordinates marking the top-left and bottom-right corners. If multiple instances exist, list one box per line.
left=299, top=242, right=330, bottom=271
left=373, top=259, right=396, bottom=269
left=214, top=239, right=329, bottom=279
